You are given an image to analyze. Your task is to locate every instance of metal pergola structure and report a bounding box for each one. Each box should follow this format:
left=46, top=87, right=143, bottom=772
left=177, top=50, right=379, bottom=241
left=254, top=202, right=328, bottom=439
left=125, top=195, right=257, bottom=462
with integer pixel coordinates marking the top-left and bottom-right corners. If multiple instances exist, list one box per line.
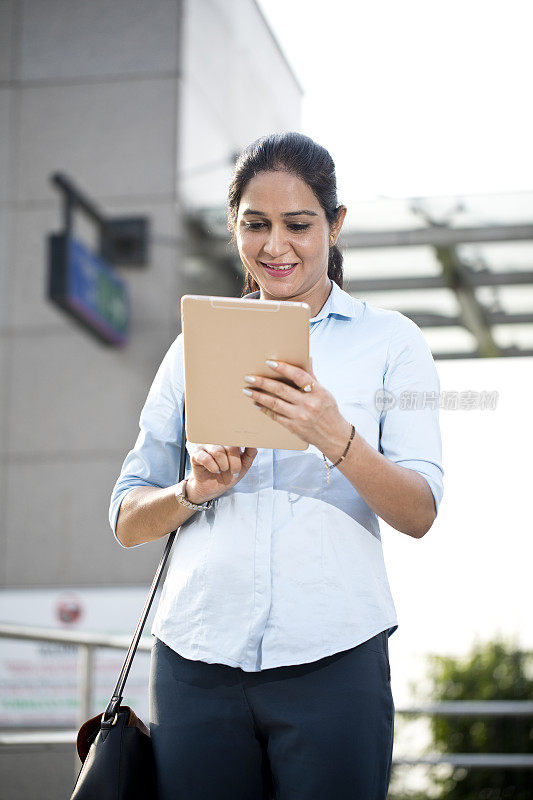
left=341, top=218, right=533, bottom=359
left=185, top=203, right=533, bottom=361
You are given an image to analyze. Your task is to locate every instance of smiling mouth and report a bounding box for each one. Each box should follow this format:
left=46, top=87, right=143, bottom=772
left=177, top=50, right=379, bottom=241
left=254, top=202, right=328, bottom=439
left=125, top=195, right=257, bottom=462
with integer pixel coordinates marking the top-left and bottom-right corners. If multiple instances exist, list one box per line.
left=260, top=262, right=297, bottom=271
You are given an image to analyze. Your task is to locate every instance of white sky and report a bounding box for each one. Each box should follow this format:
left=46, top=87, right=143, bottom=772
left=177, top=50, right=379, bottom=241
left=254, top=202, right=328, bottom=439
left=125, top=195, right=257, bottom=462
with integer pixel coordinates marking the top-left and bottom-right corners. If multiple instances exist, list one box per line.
left=258, top=0, right=533, bottom=202
left=257, top=0, right=533, bottom=724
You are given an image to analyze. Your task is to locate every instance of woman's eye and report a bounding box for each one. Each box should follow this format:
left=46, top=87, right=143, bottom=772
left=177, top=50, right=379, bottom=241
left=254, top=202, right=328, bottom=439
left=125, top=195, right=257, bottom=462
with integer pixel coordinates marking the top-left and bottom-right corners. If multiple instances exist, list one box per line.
left=244, top=222, right=310, bottom=232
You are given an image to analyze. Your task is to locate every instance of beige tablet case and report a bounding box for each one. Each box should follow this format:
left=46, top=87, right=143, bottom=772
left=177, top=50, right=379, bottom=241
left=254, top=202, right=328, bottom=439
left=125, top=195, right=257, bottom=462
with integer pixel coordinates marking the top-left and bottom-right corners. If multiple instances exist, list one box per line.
left=181, top=294, right=311, bottom=450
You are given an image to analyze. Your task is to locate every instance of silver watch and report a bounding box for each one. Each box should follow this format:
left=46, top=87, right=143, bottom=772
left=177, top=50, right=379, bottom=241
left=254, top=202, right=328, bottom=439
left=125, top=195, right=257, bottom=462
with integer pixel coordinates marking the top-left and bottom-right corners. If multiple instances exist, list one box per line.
left=175, top=479, right=213, bottom=511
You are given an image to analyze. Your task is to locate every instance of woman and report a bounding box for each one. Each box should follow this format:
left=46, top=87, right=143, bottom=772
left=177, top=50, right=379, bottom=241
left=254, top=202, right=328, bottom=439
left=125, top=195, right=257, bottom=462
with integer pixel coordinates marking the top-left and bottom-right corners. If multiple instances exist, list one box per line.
left=109, top=132, right=444, bottom=799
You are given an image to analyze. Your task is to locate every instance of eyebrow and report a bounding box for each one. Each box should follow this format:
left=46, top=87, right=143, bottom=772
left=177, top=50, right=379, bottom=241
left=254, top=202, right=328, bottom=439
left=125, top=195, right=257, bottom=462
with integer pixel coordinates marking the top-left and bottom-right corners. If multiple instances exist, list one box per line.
left=242, top=209, right=318, bottom=218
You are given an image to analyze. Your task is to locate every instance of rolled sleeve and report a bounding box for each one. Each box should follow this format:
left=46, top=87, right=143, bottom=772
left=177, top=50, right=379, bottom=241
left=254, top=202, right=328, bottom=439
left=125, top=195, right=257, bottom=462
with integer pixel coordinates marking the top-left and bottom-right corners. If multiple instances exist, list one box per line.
left=109, top=334, right=185, bottom=548
left=379, top=312, right=444, bottom=514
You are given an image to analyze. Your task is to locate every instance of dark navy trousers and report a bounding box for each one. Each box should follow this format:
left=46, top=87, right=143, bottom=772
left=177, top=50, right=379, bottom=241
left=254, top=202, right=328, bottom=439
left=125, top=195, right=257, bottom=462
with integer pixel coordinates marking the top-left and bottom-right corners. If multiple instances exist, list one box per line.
left=149, top=631, right=394, bottom=799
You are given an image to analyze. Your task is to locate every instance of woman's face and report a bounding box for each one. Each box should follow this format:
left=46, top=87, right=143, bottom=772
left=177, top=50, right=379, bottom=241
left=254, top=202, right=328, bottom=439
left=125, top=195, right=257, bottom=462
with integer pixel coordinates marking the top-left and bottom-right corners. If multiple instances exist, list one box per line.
left=236, top=170, right=345, bottom=315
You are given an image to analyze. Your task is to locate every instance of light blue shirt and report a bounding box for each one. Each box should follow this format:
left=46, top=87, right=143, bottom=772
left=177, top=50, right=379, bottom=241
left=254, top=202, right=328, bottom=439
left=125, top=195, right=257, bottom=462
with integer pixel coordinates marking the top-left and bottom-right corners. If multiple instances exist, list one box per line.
left=109, top=279, right=444, bottom=671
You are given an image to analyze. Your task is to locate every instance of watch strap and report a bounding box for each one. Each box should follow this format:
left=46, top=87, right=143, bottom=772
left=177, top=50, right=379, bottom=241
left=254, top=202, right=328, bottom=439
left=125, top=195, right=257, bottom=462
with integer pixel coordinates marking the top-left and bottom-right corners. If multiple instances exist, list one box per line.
left=175, top=478, right=213, bottom=511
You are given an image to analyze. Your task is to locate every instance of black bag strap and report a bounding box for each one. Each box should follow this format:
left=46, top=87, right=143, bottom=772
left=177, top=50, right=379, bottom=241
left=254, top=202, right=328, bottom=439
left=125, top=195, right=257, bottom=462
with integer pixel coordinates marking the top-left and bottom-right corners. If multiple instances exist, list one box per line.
left=103, top=401, right=187, bottom=723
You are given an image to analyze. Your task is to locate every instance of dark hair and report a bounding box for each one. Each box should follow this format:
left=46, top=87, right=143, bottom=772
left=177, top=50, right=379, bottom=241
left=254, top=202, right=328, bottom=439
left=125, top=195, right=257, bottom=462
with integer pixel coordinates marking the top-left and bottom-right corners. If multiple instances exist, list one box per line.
left=226, top=132, right=344, bottom=296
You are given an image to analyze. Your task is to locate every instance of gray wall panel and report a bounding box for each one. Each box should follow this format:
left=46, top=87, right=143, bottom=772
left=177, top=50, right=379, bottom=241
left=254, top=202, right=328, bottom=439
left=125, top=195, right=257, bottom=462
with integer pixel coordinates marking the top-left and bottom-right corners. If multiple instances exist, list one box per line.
left=5, top=456, right=165, bottom=587
left=0, top=0, right=15, bottom=82
left=0, top=337, right=8, bottom=585
left=9, top=206, right=71, bottom=331
left=179, top=0, right=301, bottom=210
left=0, top=88, right=15, bottom=203
left=0, top=208, right=11, bottom=329
left=0, top=743, right=74, bottom=800
left=15, top=78, right=178, bottom=203
left=18, top=0, right=180, bottom=81
left=7, top=325, right=178, bottom=457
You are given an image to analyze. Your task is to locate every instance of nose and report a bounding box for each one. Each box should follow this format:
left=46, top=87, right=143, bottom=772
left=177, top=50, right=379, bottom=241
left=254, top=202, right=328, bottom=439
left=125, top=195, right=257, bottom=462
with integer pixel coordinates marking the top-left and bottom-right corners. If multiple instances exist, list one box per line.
left=263, top=225, right=291, bottom=258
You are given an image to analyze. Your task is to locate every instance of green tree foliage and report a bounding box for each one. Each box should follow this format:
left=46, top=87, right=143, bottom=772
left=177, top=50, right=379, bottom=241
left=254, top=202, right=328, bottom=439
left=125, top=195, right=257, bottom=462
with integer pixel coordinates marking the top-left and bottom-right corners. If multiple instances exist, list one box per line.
left=390, top=636, right=533, bottom=800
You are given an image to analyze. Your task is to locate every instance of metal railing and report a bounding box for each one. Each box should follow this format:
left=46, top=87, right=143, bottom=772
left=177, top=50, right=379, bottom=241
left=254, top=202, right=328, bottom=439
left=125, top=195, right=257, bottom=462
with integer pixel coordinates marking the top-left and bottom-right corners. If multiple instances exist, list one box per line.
left=1, top=622, right=533, bottom=779
left=0, top=622, right=155, bottom=778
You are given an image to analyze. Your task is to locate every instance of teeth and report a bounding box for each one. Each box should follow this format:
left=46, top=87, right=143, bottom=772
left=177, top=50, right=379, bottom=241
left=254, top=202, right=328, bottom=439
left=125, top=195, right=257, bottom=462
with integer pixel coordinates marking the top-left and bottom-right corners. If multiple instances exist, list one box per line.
left=264, top=263, right=295, bottom=271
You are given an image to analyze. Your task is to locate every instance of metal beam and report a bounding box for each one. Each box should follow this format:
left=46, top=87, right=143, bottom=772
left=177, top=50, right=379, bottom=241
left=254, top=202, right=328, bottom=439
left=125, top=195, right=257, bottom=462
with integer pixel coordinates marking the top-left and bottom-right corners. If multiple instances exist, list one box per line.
left=346, top=268, right=533, bottom=293
left=434, top=246, right=501, bottom=356
left=468, top=268, right=533, bottom=286
left=435, top=348, right=533, bottom=360
left=393, top=754, right=533, bottom=768
left=401, top=310, right=533, bottom=328
left=487, top=311, right=533, bottom=325
left=339, top=223, right=533, bottom=249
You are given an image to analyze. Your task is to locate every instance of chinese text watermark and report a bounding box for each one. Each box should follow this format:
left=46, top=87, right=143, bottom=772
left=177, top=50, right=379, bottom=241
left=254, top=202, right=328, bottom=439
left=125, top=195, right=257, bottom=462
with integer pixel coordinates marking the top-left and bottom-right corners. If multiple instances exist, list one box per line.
left=374, top=389, right=499, bottom=411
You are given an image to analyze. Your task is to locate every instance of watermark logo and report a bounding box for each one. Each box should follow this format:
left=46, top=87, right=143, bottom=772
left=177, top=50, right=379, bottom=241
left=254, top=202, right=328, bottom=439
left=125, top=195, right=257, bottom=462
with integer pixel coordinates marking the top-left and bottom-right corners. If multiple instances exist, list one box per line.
left=374, top=389, right=499, bottom=411
left=375, top=388, right=397, bottom=412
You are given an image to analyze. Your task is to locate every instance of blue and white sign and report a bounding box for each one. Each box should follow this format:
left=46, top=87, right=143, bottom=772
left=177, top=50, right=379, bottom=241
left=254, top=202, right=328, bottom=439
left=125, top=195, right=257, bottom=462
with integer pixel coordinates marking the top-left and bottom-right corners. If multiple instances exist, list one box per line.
left=48, top=234, right=130, bottom=346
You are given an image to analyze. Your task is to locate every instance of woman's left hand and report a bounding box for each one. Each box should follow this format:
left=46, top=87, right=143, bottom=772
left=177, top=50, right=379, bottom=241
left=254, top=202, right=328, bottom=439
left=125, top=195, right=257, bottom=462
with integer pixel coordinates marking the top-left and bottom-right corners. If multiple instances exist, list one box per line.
left=242, top=357, right=347, bottom=452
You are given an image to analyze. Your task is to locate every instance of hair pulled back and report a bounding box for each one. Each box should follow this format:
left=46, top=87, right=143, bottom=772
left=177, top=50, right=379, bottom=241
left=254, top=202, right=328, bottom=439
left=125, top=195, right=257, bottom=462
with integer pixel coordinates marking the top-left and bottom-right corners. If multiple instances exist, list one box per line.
left=226, top=131, right=344, bottom=296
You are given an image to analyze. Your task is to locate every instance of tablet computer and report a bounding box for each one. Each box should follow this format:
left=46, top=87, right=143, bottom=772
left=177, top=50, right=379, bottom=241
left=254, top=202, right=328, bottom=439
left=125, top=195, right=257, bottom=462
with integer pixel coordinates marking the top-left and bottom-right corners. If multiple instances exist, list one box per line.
left=181, top=294, right=310, bottom=450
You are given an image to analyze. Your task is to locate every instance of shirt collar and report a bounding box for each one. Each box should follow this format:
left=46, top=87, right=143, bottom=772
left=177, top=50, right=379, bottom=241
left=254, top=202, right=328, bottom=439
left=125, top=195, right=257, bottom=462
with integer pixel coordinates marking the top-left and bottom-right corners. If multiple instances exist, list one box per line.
left=242, top=279, right=358, bottom=323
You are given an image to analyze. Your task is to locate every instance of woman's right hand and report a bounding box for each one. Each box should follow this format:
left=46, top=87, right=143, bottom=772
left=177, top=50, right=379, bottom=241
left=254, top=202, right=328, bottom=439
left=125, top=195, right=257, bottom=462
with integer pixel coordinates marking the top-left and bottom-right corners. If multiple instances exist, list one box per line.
left=184, top=445, right=258, bottom=505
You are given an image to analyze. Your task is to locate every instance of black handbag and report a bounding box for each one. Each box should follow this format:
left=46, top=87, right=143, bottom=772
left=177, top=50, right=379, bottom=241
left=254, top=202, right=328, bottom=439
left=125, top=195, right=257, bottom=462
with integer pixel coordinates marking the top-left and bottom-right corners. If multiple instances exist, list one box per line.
left=70, top=403, right=189, bottom=799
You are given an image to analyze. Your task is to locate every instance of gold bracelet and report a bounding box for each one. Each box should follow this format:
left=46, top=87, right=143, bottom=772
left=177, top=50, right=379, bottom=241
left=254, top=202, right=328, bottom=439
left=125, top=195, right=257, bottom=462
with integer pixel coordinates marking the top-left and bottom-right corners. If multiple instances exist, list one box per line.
left=322, top=424, right=355, bottom=485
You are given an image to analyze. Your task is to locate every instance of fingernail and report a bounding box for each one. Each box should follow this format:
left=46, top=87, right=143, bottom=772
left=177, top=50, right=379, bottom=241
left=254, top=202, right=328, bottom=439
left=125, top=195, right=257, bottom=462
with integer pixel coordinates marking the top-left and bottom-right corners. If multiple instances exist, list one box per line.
left=233, top=472, right=239, bottom=478
left=244, top=375, right=255, bottom=383
left=265, top=360, right=278, bottom=368
left=242, top=388, right=253, bottom=396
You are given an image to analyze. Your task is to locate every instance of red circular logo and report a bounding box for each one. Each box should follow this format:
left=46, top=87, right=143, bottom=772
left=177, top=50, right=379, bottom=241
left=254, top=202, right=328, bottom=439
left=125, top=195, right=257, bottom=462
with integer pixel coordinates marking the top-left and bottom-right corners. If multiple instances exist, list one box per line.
left=56, top=594, right=83, bottom=625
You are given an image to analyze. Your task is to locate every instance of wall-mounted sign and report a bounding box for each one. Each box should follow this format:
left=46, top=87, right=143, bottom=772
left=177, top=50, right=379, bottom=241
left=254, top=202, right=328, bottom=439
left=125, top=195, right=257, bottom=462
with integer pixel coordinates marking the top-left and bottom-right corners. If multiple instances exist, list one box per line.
left=48, top=234, right=129, bottom=346
left=0, top=587, right=159, bottom=727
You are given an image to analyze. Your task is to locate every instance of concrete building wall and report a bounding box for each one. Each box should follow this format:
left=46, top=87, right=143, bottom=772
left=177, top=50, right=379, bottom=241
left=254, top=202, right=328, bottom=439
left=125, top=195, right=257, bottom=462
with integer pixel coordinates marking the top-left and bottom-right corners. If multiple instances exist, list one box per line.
left=0, top=0, right=302, bottom=590
left=180, top=0, right=302, bottom=211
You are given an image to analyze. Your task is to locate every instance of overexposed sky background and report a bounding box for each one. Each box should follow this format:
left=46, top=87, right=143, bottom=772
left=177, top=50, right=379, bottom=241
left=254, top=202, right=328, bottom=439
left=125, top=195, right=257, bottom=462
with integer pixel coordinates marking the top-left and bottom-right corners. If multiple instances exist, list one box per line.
left=257, top=0, right=533, bottom=719
left=257, top=0, right=533, bottom=202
